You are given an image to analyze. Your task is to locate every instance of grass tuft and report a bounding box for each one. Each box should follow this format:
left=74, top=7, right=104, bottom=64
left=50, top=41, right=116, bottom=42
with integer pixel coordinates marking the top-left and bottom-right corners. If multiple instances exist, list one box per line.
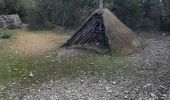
left=0, top=28, right=13, bottom=39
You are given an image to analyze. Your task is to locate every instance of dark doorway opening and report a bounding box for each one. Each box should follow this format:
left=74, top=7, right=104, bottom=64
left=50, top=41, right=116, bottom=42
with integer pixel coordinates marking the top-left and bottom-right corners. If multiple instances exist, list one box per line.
left=63, top=12, right=109, bottom=49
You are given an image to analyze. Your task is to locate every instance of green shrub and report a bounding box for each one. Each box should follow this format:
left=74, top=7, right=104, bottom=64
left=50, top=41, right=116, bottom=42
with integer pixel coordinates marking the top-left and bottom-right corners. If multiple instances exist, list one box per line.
left=0, top=28, right=13, bottom=39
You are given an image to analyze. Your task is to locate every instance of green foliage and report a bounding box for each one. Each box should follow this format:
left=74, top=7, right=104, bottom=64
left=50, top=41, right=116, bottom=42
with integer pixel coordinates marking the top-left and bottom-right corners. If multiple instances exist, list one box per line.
left=31, top=0, right=97, bottom=29
left=127, top=0, right=142, bottom=28
left=1, top=0, right=170, bottom=31
left=160, top=0, right=170, bottom=31
left=0, top=0, right=5, bottom=13
left=0, top=0, right=35, bottom=22
left=0, top=28, right=13, bottom=39
left=128, top=0, right=141, bottom=16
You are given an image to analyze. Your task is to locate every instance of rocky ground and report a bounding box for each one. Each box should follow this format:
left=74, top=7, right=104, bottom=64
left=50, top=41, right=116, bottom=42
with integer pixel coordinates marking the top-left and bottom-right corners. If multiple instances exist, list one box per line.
left=1, top=34, right=170, bottom=100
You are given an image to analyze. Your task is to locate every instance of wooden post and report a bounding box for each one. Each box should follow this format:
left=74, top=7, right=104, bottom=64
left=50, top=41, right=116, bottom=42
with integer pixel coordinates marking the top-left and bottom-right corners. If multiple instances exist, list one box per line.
left=99, top=0, right=103, bottom=10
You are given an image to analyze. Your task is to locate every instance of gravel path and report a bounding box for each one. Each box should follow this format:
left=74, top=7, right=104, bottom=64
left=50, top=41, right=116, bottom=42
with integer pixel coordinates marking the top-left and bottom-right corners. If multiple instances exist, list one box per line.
left=1, top=35, right=170, bottom=100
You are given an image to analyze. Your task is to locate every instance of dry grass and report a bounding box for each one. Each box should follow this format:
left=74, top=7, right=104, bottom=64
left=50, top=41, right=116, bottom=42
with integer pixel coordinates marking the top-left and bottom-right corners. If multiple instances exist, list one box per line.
left=102, top=9, right=145, bottom=55
left=9, top=30, right=69, bottom=56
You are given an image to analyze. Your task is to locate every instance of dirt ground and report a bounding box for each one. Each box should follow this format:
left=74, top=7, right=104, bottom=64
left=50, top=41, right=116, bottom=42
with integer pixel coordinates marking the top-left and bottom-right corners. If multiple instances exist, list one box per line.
left=9, top=30, right=68, bottom=56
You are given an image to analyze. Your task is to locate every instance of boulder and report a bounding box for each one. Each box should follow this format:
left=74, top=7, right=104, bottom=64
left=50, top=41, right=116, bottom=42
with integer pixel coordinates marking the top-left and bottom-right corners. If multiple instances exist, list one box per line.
left=0, top=14, right=22, bottom=29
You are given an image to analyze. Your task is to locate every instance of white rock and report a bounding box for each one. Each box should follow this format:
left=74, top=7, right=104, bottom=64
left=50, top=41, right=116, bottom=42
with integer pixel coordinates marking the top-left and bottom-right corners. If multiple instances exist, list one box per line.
left=66, top=90, right=71, bottom=94
left=112, top=81, right=117, bottom=85
left=80, top=80, right=84, bottom=83
left=0, top=85, right=5, bottom=91
left=144, top=83, right=151, bottom=88
left=90, top=62, right=95, bottom=65
left=150, top=93, right=156, bottom=97
left=124, top=91, right=129, bottom=93
left=163, top=94, right=167, bottom=97
left=147, top=84, right=151, bottom=86
left=107, top=90, right=113, bottom=93
left=29, top=72, right=33, bottom=77
left=106, top=86, right=110, bottom=91
left=138, top=97, right=143, bottom=100
left=124, top=96, right=128, bottom=99
left=143, top=85, right=147, bottom=88
left=38, top=89, right=41, bottom=92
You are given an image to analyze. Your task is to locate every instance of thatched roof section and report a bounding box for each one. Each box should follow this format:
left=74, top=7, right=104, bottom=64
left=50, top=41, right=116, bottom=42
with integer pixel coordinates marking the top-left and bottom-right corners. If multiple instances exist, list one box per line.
left=102, top=9, right=145, bottom=55
left=62, top=9, right=146, bottom=55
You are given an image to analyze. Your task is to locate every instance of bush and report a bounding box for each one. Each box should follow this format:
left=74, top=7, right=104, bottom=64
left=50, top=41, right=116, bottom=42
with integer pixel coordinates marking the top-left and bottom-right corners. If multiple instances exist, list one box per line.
left=0, top=28, right=13, bottom=39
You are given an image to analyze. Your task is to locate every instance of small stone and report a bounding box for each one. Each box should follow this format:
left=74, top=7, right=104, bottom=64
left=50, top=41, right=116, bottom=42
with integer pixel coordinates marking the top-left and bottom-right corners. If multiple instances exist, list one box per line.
left=159, top=85, right=167, bottom=90
left=138, top=97, right=143, bottom=100
left=124, top=91, right=129, bottom=93
left=77, top=67, right=80, bottom=69
left=112, top=81, right=117, bottom=85
left=107, top=90, right=113, bottom=93
left=150, top=93, right=156, bottom=97
left=8, top=69, right=11, bottom=72
left=29, top=72, right=33, bottom=77
left=163, top=94, right=167, bottom=97
left=66, top=90, right=71, bottom=94
left=80, top=80, right=84, bottom=83
left=90, top=62, right=95, bottom=65
left=106, top=86, right=110, bottom=91
left=144, top=85, right=147, bottom=88
left=144, top=83, right=151, bottom=88
left=50, top=80, right=53, bottom=83
left=0, top=85, right=5, bottom=91
left=46, top=56, right=50, bottom=58
left=96, top=43, right=100, bottom=45
left=124, top=96, right=128, bottom=99
left=163, top=33, right=166, bottom=36
left=103, top=73, right=106, bottom=76
left=14, top=68, right=18, bottom=71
